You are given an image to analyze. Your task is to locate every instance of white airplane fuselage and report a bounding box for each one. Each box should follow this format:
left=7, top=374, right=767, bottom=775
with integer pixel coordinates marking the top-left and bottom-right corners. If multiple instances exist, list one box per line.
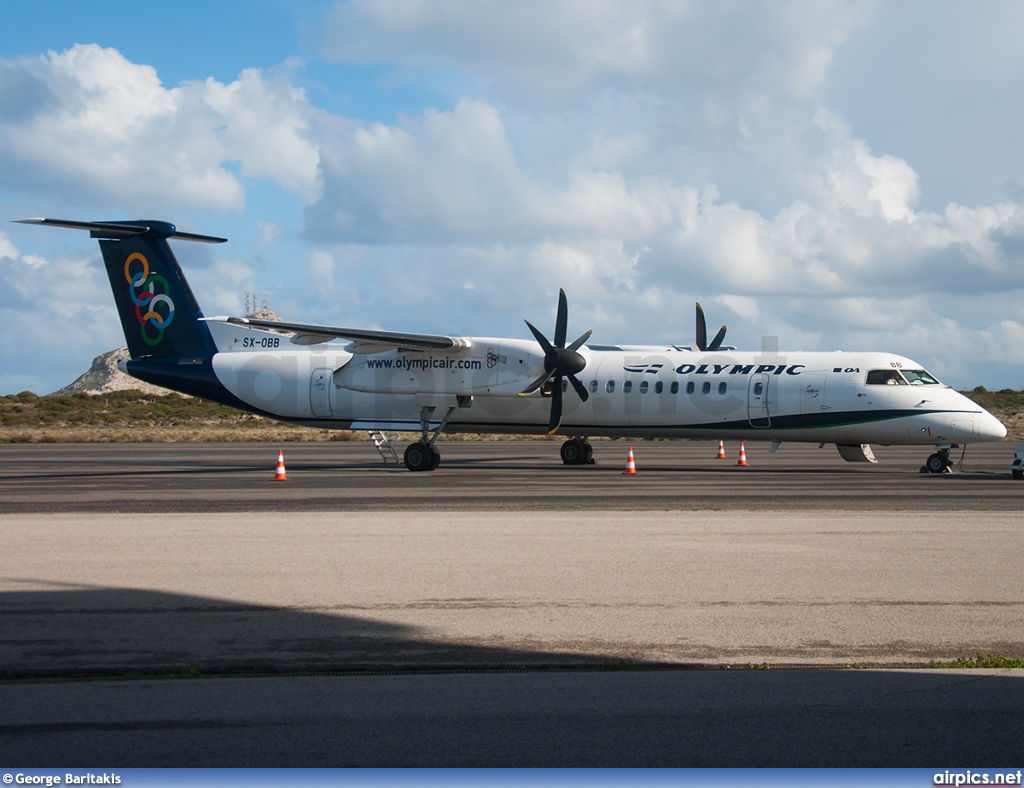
left=202, top=320, right=1004, bottom=447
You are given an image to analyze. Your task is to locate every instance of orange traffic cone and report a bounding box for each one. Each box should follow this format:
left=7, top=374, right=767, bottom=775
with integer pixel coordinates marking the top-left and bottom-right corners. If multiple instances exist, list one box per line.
left=623, top=446, right=637, bottom=475
left=274, top=449, right=287, bottom=481
left=736, top=441, right=748, bottom=467
left=716, top=440, right=726, bottom=459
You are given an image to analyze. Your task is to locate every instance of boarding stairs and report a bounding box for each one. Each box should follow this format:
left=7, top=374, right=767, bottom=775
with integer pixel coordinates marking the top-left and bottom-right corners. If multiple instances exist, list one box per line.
left=368, top=430, right=401, bottom=464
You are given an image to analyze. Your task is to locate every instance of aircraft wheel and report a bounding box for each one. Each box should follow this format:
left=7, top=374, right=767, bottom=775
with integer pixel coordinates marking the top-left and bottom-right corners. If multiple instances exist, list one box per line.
left=925, top=452, right=949, bottom=474
left=429, top=445, right=441, bottom=470
left=560, top=438, right=587, bottom=465
left=1012, top=469, right=1023, bottom=480
left=404, top=441, right=435, bottom=472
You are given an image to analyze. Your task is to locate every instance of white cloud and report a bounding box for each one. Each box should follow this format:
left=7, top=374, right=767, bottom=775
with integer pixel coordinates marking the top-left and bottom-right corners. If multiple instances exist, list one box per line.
left=308, top=249, right=335, bottom=287
left=0, top=45, right=241, bottom=211
left=197, top=66, right=321, bottom=200
left=0, top=44, right=319, bottom=213
left=308, top=99, right=530, bottom=242
left=0, top=231, right=16, bottom=260
left=320, top=0, right=876, bottom=101
left=187, top=258, right=262, bottom=318
left=0, top=247, right=122, bottom=394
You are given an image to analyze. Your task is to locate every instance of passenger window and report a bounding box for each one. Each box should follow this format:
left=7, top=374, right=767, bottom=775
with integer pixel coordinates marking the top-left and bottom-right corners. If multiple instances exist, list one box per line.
left=623, top=380, right=633, bottom=393
left=655, top=381, right=663, bottom=394
left=702, top=382, right=711, bottom=395
left=753, top=382, right=764, bottom=396
left=639, top=381, right=648, bottom=394
left=685, top=382, right=694, bottom=394
left=671, top=381, right=679, bottom=394
left=718, top=382, right=727, bottom=394
left=590, top=380, right=598, bottom=393
left=606, top=381, right=616, bottom=393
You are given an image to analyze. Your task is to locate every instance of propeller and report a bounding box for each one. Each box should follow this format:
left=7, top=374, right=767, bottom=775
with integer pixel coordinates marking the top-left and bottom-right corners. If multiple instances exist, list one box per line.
left=520, top=289, right=592, bottom=434
left=695, top=302, right=727, bottom=352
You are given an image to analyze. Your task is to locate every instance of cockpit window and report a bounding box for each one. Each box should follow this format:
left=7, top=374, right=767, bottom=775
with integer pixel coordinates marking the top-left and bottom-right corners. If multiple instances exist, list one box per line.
left=866, top=369, right=907, bottom=385
left=902, top=369, right=941, bottom=385
left=866, top=368, right=943, bottom=386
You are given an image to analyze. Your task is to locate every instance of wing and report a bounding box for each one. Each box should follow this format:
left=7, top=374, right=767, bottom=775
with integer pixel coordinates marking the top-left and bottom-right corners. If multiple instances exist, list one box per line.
left=213, top=316, right=472, bottom=354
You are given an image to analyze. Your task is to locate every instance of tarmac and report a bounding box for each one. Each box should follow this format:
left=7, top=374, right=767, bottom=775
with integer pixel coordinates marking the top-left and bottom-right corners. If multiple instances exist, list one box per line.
left=1, top=440, right=1022, bottom=766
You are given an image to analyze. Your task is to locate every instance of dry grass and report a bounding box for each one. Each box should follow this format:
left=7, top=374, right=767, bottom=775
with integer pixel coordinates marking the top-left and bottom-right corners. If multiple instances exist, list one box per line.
left=0, top=425, right=355, bottom=443
left=0, top=425, right=557, bottom=443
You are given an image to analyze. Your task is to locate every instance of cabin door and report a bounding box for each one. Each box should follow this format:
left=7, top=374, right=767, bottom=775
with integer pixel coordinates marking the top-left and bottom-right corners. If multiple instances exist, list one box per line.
left=799, top=374, right=828, bottom=416
left=747, top=374, right=770, bottom=427
left=310, top=367, right=333, bottom=417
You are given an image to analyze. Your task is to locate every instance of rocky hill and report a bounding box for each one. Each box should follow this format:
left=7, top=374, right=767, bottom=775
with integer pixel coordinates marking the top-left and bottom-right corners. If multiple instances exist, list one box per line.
left=52, top=347, right=174, bottom=397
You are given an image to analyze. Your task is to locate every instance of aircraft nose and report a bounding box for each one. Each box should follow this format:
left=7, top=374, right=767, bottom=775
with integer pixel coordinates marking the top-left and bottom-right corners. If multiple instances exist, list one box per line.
left=978, top=409, right=1008, bottom=441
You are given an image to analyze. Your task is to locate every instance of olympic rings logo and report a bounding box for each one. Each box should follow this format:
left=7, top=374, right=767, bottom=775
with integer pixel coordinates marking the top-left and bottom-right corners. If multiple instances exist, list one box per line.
left=124, top=252, right=175, bottom=346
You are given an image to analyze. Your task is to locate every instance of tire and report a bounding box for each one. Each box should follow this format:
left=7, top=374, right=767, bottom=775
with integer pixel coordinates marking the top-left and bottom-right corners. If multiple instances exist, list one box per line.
left=561, top=439, right=584, bottom=465
left=404, top=442, right=434, bottom=472
left=429, top=445, right=441, bottom=470
left=925, top=453, right=948, bottom=474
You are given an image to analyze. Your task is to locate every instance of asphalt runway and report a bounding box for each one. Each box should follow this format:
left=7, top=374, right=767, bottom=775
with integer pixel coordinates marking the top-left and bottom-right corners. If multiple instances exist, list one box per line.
left=0, top=439, right=1021, bottom=512
left=1, top=439, right=1023, bottom=766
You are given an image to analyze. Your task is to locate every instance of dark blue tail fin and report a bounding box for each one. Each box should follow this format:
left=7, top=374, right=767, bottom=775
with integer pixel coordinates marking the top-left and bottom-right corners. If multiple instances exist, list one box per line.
left=16, top=218, right=226, bottom=359
left=12, top=218, right=252, bottom=402
left=98, top=227, right=218, bottom=359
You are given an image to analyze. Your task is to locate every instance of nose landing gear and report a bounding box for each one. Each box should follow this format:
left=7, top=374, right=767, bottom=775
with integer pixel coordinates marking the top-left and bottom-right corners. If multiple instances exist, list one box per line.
left=922, top=447, right=954, bottom=474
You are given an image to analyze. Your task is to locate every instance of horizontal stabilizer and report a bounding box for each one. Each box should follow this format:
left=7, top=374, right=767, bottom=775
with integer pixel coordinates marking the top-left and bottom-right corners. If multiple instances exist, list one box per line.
left=212, top=316, right=471, bottom=352
left=14, top=218, right=227, bottom=244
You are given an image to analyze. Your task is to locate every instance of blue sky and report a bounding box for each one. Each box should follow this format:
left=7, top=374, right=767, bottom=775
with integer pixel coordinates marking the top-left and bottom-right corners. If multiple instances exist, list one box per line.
left=3, top=0, right=1024, bottom=394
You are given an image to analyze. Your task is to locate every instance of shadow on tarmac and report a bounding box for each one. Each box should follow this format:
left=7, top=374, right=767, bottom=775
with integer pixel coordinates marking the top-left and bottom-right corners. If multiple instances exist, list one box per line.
left=2, top=584, right=1023, bottom=766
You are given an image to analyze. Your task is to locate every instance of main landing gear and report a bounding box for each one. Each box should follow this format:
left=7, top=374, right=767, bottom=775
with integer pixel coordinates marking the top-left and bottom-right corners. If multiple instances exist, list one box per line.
left=403, top=441, right=441, bottom=472
left=560, top=437, right=594, bottom=465
left=403, top=404, right=456, bottom=472
left=921, top=447, right=955, bottom=474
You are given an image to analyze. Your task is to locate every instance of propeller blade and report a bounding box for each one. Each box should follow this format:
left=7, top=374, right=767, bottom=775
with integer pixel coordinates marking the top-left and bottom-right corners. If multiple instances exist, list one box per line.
left=566, top=329, right=593, bottom=353
left=554, top=289, right=568, bottom=348
left=708, top=325, right=727, bottom=352
left=547, top=379, right=563, bottom=434
left=696, top=302, right=708, bottom=352
left=519, top=369, right=554, bottom=396
left=524, top=320, right=555, bottom=357
left=567, top=373, right=589, bottom=402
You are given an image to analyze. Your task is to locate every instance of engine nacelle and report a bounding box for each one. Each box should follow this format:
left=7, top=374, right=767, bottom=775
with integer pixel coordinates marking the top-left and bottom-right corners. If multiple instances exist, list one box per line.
left=335, top=339, right=549, bottom=397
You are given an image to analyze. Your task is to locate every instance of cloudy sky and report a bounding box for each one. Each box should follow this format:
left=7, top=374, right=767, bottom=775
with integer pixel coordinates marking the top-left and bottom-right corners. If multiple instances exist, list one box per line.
left=3, top=0, right=1024, bottom=394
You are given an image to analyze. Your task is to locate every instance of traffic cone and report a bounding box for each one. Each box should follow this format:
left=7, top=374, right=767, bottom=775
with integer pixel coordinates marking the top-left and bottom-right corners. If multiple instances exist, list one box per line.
left=736, top=441, right=748, bottom=467
left=716, top=440, right=726, bottom=459
left=623, top=446, right=637, bottom=475
left=274, top=449, right=287, bottom=481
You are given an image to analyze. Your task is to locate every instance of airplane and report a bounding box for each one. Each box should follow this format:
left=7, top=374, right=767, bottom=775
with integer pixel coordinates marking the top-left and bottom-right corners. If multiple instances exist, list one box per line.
left=14, top=217, right=1008, bottom=473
